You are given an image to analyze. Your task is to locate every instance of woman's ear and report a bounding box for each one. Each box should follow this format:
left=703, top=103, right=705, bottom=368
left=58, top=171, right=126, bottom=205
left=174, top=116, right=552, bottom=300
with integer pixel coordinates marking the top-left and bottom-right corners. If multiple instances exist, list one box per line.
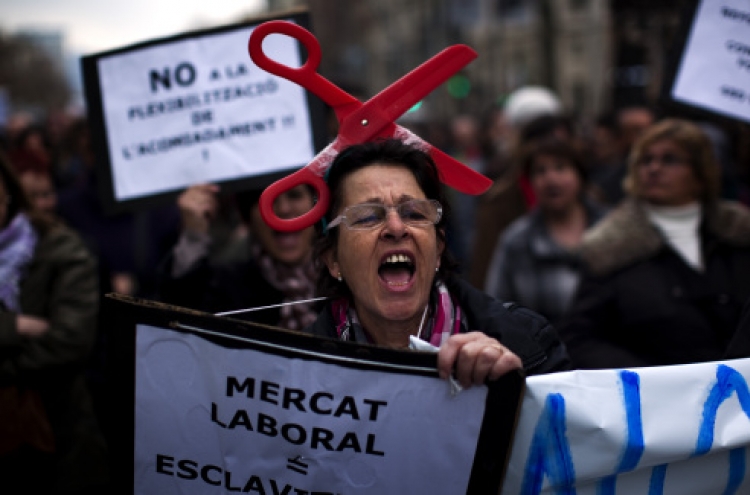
left=437, top=228, right=445, bottom=268
left=322, top=249, right=340, bottom=279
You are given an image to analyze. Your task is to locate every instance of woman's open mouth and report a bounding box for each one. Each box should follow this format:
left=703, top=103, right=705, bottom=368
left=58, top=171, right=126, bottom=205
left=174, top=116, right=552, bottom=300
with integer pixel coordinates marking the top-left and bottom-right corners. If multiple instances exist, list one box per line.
left=273, top=231, right=302, bottom=249
left=378, top=253, right=416, bottom=289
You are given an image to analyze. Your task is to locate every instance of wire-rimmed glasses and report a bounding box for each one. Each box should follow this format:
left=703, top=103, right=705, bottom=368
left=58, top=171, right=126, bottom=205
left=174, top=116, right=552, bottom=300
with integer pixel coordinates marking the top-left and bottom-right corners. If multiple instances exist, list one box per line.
left=327, top=199, right=442, bottom=231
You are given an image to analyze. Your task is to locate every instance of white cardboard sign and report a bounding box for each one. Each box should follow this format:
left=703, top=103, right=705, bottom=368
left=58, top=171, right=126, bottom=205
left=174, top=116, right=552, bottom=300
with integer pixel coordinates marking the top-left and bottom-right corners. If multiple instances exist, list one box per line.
left=82, top=15, right=319, bottom=207
left=671, top=0, right=750, bottom=123
left=134, top=323, right=492, bottom=494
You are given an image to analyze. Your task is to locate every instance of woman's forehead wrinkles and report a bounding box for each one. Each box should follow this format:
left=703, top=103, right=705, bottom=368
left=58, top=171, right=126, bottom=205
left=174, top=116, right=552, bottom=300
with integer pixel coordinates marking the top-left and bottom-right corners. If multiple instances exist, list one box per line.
left=342, top=165, right=424, bottom=205
left=354, top=193, right=418, bottom=205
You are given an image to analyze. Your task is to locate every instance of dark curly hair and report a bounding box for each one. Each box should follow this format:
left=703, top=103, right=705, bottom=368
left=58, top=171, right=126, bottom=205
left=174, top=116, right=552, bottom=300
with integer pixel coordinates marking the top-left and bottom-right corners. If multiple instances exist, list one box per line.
left=314, top=138, right=458, bottom=298
left=517, top=137, right=588, bottom=183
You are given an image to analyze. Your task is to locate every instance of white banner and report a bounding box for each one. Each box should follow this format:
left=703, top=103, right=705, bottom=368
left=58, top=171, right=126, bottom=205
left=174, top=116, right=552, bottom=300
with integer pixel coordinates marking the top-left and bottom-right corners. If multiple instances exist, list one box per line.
left=123, top=296, right=750, bottom=494
left=671, top=0, right=750, bottom=123
left=503, top=358, right=750, bottom=494
left=134, top=324, right=492, bottom=494
left=88, top=18, right=316, bottom=202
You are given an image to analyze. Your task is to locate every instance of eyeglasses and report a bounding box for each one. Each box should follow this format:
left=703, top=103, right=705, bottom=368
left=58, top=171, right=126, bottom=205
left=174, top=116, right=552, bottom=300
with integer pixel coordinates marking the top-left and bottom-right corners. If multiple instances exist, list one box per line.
left=636, top=153, right=689, bottom=168
left=327, top=199, right=442, bottom=231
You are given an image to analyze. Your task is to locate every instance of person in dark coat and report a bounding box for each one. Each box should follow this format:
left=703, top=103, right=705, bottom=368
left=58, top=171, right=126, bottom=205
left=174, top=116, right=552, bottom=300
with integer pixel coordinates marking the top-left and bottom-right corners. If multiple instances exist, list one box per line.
left=559, top=118, right=750, bottom=369
left=485, top=138, right=607, bottom=326
left=306, top=139, right=570, bottom=385
left=0, top=153, right=109, bottom=493
left=467, top=111, right=577, bottom=290
left=158, top=183, right=318, bottom=331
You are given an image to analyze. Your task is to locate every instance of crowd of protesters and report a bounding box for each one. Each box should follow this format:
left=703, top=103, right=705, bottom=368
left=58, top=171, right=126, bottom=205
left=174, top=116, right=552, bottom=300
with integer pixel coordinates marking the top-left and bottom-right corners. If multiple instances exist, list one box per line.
left=2, top=82, right=750, bottom=492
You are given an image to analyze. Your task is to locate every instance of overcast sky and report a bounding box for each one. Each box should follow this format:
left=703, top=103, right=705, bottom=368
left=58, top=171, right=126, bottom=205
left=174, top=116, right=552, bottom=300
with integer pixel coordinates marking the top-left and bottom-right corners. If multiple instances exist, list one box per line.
left=0, top=0, right=265, bottom=54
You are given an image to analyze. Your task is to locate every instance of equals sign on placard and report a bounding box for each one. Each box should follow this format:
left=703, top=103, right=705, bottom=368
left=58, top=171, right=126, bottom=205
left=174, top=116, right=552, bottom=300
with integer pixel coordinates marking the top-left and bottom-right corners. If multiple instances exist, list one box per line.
left=287, top=456, right=309, bottom=475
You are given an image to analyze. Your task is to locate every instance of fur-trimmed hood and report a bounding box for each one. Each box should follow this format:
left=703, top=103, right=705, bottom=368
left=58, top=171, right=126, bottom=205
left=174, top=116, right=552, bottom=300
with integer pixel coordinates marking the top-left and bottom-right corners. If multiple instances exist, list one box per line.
left=579, top=199, right=750, bottom=276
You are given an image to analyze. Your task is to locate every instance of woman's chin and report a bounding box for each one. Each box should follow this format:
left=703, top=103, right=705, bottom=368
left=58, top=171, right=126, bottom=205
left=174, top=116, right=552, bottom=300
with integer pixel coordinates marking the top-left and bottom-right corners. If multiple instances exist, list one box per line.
left=269, top=248, right=306, bottom=265
left=371, top=283, right=426, bottom=323
left=272, top=231, right=302, bottom=248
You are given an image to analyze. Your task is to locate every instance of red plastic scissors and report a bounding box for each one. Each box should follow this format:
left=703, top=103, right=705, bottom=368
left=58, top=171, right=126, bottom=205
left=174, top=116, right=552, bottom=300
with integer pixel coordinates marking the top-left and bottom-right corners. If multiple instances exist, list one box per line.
left=248, top=20, right=492, bottom=232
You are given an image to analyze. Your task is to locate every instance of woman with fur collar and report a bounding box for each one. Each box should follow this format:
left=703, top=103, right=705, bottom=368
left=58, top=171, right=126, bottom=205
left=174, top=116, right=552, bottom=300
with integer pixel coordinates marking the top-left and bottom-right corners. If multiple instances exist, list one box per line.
left=558, top=118, right=750, bottom=369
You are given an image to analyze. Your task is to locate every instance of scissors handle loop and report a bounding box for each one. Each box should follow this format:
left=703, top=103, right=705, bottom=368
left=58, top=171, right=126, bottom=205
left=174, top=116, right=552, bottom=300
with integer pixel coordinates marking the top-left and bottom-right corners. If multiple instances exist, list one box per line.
left=259, top=166, right=331, bottom=232
left=249, top=21, right=356, bottom=108
left=249, top=21, right=321, bottom=82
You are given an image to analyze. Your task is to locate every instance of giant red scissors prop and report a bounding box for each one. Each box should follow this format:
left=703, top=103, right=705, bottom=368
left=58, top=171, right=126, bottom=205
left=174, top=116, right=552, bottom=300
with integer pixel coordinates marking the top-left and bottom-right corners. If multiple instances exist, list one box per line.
left=249, top=21, right=492, bottom=232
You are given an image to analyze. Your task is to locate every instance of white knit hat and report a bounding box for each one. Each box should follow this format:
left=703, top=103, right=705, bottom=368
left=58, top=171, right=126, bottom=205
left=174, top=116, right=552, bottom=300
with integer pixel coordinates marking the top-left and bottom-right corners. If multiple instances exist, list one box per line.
left=504, top=86, right=562, bottom=128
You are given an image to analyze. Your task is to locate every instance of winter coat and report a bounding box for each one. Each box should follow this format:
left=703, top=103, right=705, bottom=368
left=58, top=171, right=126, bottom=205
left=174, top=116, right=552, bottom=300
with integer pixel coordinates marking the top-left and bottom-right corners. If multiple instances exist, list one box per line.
left=304, top=276, right=571, bottom=376
left=485, top=200, right=607, bottom=325
left=558, top=199, right=750, bottom=369
left=467, top=171, right=528, bottom=289
left=158, top=251, right=286, bottom=327
left=0, top=219, right=109, bottom=493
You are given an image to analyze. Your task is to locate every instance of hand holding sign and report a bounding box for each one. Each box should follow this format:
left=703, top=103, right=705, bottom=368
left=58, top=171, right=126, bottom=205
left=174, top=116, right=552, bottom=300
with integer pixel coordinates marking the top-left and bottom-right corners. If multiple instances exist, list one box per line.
left=177, top=183, right=220, bottom=235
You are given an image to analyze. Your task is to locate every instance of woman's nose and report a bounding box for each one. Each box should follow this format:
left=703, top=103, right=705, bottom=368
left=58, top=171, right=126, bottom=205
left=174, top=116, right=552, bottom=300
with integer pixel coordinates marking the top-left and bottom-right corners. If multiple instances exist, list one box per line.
left=382, top=210, right=408, bottom=238
left=274, top=197, right=294, bottom=219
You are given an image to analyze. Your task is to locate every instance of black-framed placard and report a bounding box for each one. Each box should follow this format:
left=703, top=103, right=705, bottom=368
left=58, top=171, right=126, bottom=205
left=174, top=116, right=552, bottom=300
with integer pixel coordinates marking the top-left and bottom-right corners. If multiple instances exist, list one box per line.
left=81, top=9, right=328, bottom=213
left=665, top=0, right=750, bottom=124
left=104, top=294, right=524, bottom=495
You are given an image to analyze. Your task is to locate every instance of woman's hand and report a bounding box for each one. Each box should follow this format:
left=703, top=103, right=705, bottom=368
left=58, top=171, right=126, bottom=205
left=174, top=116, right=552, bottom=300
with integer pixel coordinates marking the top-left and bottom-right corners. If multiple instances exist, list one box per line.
left=111, top=272, right=137, bottom=295
left=177, top=183, right=220, bottom=235
left=16, top=314, right=50, bottom=337
left=437, top=332, right=522, bottom=387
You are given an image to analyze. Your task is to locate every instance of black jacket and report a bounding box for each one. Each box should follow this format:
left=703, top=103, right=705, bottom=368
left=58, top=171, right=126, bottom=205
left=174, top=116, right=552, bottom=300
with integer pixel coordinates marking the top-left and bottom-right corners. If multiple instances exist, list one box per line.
left=158, top=253, right=285, bottom=327
left=304, top=276, right=571, bottom=376
left=559, top=199, right=750, bottom=369
left=0, top=220, right=108, bottom=492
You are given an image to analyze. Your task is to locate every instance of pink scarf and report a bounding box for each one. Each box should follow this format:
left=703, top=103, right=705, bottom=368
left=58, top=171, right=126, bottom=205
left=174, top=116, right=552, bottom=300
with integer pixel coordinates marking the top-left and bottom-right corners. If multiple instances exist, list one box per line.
left=332, top=281, right=466, bottom=346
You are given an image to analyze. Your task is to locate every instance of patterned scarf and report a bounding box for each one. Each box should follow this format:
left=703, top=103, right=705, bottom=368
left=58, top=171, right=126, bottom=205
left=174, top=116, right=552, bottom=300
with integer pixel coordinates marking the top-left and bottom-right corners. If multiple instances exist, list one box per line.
left=250, top=238, right=318, bottom=331
left=332, top=280, right=467, bottom=346
left=0, top=214, right=38, bottom=312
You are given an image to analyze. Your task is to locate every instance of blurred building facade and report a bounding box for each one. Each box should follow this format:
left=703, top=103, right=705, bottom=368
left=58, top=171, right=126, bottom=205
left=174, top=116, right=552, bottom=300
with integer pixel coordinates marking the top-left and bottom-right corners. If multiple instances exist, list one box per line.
left=16, top=29, right=66, bottom=66
left=264, top=0, right=694, bottom=123
left=0, top=29, right=72, bottom=117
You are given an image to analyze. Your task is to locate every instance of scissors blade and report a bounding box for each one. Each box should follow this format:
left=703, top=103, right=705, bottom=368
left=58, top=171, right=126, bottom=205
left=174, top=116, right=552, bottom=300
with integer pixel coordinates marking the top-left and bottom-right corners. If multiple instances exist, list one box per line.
left=340, top=45, right=477, bottom=141
left=393, top=125, right=492, bottom=196
left=377, top=45, right=477, bottom=120
left=430, top=146, right=492, bottom=195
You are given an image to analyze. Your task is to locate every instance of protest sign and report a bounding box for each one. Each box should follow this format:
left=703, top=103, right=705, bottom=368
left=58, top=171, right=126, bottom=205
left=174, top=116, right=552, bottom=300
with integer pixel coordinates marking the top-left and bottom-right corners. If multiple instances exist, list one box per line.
left=81, top=10, right=327, bottom=212
left=104, top=294, right=750, bottom=494
left=104, top=295, right=524, bottom=494
left=667, top=0, right=750, bottom=123
left=502, top=358, right=750, bottom=494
